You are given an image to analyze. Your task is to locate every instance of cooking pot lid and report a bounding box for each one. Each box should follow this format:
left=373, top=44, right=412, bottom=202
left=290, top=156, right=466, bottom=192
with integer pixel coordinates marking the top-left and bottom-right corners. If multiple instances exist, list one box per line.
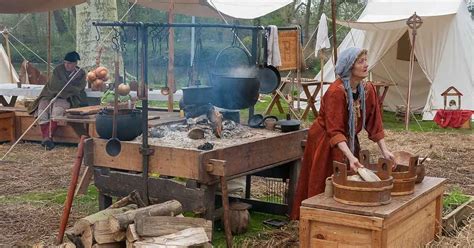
left=248, top=114, right=264, bottom=128
left=277, top=119, right=301, bottom=126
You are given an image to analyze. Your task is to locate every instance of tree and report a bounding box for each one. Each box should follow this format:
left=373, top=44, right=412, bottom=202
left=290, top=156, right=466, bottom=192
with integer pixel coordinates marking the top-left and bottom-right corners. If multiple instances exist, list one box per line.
left=76, top=0, right=120, bottom=78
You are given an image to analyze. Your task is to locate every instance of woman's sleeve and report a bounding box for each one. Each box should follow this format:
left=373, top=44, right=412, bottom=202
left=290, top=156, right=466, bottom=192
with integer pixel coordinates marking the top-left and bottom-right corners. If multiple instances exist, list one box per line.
left=324, top=88, right=349, bottom=147
left=364, top=83, right=385, bottom=142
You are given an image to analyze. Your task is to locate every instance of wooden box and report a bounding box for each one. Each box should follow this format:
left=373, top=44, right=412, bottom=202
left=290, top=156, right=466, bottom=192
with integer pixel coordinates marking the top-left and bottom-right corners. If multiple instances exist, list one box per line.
left=300, top=177, right=446, bottom=248
left=0, top=111, right=15, bottom=142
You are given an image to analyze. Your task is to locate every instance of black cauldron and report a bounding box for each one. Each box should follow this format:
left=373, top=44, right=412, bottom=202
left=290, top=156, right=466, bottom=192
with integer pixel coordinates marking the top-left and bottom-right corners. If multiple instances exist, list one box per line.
left=95, top=109, right=143, bottom=141
left=210, top=73, right=260, bottom=110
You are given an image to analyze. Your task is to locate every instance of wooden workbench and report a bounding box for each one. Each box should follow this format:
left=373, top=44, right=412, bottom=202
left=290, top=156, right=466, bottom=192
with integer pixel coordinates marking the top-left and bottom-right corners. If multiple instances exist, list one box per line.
left=299, top=176, right=446, bottom=248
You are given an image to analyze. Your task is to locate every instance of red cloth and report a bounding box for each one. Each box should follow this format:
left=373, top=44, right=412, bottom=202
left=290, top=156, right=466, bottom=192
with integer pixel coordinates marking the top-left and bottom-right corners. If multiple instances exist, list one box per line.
left=433, top=110, right=472, bottom=128
left=290, top=79, right=385, bottom=220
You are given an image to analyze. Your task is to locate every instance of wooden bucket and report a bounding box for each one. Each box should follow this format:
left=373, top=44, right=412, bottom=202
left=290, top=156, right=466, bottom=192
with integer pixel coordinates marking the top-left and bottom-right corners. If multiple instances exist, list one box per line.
left=332, top=155, right=393, bottom=206
left=391, top=152, right=418, bottom=196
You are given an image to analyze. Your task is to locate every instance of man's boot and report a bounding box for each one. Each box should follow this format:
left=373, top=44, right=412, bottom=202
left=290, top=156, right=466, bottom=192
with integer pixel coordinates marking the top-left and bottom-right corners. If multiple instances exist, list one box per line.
left=40, top=123, right=50, bottom=147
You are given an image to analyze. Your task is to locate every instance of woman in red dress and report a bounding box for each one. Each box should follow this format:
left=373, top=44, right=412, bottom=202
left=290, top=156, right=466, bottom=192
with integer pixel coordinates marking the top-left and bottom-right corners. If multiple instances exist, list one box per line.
left=290, top=47, right=394, bottom=219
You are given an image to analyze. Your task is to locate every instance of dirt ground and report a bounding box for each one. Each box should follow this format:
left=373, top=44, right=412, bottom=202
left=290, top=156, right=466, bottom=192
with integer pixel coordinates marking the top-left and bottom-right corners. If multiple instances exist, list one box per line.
left=0, top=130, right=472, bottom=247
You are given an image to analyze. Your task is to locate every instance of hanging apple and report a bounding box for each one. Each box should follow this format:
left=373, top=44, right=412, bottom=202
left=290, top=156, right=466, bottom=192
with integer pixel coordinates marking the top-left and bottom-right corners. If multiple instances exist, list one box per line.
left=117, top=83, right=131, bottom=96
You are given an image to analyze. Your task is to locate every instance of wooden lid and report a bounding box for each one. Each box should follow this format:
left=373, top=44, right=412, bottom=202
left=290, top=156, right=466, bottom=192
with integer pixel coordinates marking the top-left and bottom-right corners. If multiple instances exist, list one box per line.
left=301, top=177, right=446, bottom=218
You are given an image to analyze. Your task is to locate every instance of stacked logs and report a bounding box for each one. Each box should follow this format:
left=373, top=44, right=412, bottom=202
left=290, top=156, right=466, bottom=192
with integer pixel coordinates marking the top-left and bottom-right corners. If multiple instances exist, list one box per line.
left=63, top=197, right=212, bottom=248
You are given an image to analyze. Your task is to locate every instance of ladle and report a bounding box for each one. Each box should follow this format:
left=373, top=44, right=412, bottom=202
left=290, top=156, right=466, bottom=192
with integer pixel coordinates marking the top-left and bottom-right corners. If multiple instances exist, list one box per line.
left=106, top=51, right=122, bottom=156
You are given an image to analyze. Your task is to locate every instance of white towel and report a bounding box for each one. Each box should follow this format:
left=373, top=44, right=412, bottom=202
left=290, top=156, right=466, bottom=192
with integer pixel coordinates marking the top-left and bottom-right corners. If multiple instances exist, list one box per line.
left=267, top=25, right=282, bottom=67
left=315, top=13, right=331, bottom=57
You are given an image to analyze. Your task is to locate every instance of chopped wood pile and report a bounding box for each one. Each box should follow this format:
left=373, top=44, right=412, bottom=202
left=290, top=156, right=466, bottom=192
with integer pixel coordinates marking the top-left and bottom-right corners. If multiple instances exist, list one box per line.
left=58, top=194, right=212, bottom=248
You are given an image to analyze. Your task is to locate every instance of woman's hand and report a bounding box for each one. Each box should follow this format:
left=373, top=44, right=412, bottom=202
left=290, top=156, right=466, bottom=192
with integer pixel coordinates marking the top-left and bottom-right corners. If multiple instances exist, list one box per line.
left=377, top=138, right=396, bottom=170
left=348, top=157, right=364, bottom=172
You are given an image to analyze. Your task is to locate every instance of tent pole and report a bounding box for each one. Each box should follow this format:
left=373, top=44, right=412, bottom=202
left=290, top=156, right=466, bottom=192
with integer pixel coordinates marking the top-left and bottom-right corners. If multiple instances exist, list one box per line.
left=405, top=13, right=423, bottom=130
left=167, top=0, right=175, bottom=112
left=48, top=11, right=52, bottom=80
left=331, top=0, right=337, bottom=63
left=3, top=31, right=15, bottom=85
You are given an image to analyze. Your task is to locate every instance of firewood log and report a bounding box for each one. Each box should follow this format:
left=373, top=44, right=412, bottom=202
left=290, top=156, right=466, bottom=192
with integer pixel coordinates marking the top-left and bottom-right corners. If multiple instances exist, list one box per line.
left=91, top=243, right=125, bottom=248
left=135, top=216, right=212, bottom=240
left=93, top=220, right=126, bottom=244
left=133, top=228, right=209, bottom=247
left=108, top=200, right=182, bottom=232
left=73, top=205, right=137, bottom=248
left=126, top=224, right=139, bottom=243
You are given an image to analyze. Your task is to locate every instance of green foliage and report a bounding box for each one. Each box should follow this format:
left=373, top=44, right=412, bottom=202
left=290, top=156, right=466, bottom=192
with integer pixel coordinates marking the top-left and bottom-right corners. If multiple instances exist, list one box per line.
left=443, top=187, right=471, bottom=214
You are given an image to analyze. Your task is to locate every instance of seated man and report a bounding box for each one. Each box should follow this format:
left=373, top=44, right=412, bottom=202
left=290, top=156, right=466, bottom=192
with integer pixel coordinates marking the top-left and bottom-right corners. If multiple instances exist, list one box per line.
left=28, top=51, right=87, bottom=150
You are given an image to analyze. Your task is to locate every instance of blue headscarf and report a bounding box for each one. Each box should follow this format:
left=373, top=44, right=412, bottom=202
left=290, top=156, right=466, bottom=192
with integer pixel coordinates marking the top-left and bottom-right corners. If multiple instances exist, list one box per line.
left=334, top=47, right=366, bottom=153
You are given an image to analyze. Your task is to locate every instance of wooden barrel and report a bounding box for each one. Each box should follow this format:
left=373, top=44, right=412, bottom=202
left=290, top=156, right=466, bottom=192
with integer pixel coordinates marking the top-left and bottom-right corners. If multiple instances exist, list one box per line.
left=332, top=157, right=393, bottom=206
left=391, top=154, right=418, bottom=196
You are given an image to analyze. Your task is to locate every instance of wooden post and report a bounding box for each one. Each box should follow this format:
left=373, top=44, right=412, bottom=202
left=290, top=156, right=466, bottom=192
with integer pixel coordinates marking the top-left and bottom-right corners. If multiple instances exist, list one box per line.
left=47, top=11, right=52, bottom=80
left=3, top=31, right=15, bottom=85
left=331, top=0, right=338, bottom=63
left=220, top=176, right=233, bottom=248
left=56, top=136, right=87, bottom=244
left=405, top=13, right=423, bottom=130
left=167, top=0, right=175, bottom=112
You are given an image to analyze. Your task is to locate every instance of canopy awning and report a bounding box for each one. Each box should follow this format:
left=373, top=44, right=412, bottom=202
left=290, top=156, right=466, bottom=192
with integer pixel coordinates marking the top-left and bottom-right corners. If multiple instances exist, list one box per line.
left=132, top=0, right=293, bottom=19
left=0, top=0, right=86, bottom=13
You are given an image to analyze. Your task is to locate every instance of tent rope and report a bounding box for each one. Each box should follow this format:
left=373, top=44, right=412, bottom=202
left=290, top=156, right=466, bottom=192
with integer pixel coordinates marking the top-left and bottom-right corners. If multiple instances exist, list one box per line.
left=1, top=1, right=138, bottom=161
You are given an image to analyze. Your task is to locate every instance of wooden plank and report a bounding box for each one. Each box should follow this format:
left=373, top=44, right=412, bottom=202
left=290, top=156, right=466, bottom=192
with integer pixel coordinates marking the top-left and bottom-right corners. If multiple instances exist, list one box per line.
left=17, top=115, right=80, bottom=143
left=93, top=139, right=143, bottom=172
left=66, top=105, right=103, bottom=115
left=383, top=184, right=445, bottom=228
left=309, top=220, right=373, bottom=247
left=134, top=228, right=209, bottom=247
left=126, top=224, right=139, bottom=243
left=75, top=166, right=93, bottom=196
left=135, top=216, right=212, bottom=240
left=0, top=111, right=15, bottom=142
left=299, top=218, right=310, bottom=248
left=301, top=177, right=446, bottom=218
left=386, top=201, right=436, bottom=247
left=200, top=130, right=306, bottom=182
left=300, top=207, right=383, bottom=230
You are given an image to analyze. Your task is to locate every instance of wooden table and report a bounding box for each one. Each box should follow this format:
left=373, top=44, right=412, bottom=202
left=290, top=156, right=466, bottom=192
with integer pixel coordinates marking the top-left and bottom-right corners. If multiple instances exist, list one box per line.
left=265, top=77, right=331, bottom=120
left=299, top=176, right=446, bottom=248
left=0, top=84, right=183, bottom=107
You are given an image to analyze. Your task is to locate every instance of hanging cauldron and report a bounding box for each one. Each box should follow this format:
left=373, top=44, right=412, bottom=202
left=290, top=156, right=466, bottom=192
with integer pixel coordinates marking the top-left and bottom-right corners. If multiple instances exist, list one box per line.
left=95, top=109, right=143, bottom=141
left=210, top=46, right=260, bottom=110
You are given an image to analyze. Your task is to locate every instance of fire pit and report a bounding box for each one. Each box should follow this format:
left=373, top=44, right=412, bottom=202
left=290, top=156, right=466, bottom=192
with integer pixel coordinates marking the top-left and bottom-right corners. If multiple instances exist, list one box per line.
left=84, top=115, right=307, bottom=218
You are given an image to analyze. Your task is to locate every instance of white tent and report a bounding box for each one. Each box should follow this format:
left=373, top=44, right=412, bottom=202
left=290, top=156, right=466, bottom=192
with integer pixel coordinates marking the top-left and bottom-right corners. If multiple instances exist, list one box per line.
left=131, top=0, right=292, bottom=19
left=0, top=44, right=19, bottom=84
left=310, top=0, right=473, bottom=120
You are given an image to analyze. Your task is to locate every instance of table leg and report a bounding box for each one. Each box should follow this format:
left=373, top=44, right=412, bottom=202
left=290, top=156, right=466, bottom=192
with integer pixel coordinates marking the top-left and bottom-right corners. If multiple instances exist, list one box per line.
left=98, top=192, right=112, bottom=210
left=0, top=95, right=17, bottom=107
left=204, top=184, right=217, bottom=220
left=220, top=176, right=233, bottom=248
left=287, top=159, right=301, bottom=215
left=301, top=85, right=320, bottom=120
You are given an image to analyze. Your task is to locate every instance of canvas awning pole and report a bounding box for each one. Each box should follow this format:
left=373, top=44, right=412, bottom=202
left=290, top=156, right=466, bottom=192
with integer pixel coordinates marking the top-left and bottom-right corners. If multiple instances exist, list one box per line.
left=47, top=11, right=52, bottom=80
left=331, top=0, right=337, bottom=63
left=167, top=0, right=175, bottom=112
left=3, top=31, right=15, bottom=84
left=405, top=13, right=422, bottom=130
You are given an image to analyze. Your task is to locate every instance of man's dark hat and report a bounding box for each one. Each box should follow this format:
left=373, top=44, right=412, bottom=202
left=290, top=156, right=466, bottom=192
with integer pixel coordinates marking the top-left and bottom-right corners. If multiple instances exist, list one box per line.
left=64, top=51, right=80, bottom=62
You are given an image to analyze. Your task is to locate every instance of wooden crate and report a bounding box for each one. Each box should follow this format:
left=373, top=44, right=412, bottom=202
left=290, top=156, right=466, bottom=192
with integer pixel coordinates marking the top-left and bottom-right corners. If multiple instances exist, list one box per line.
left=300, top=177, right=446, bottom=248
left=0, top=111, right=15, bottom=142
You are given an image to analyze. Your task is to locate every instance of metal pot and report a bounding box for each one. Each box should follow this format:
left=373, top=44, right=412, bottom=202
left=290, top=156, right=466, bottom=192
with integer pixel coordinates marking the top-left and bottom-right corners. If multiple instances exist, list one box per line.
left=95, top=109, right=143, bottom=141
left=210, top=73, right=260, bottom=109
left=276, top=114, right=301, bottom=132
left=182, top=83, right=214, bottom=106
left=210, top=46, right=260, bottom=110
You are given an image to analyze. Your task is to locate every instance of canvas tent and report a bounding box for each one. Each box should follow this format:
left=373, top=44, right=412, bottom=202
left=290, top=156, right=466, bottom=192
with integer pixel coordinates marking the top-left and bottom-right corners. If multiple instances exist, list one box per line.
left=310, top=0, right=473, bottom=120
left=131, top=0, right=293, bottom=19
left=0, top=44, right=19, bottom=84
